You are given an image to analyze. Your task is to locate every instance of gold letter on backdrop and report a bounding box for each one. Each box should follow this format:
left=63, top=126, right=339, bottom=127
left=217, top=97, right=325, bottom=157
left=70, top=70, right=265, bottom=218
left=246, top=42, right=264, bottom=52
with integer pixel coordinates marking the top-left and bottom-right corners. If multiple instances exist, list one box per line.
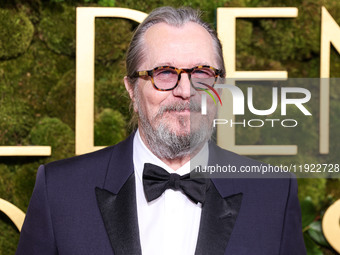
left=76, top=8, right=147, bottom=155
left=322, top=199, right=340, bottom=253
left=217, top=8, right=298, bottom=155
left=320, top=7, right=340, bottom=154
left=0, top=198, right=25, bottom=232
left=0, top=146, right=51, bottom=156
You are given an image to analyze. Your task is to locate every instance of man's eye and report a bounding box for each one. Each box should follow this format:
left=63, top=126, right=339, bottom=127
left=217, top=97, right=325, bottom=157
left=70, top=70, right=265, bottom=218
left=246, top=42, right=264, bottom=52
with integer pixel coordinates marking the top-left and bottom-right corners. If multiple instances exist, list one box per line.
left=159, top=70, right=174, bottom=75
left=155, top=70, right=177, bottom=77
left=192, top=69, right=214, bottom=78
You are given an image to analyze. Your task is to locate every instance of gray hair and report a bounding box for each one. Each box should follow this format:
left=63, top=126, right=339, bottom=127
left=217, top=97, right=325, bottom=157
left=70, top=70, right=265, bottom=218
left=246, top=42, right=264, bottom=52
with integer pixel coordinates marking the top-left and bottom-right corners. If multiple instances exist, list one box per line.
left=126, top=6, right=226, bottom=85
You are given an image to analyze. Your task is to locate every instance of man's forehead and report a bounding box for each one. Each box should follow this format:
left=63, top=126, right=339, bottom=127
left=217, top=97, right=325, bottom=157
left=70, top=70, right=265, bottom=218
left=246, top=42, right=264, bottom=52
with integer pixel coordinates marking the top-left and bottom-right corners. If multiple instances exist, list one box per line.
left=144, top=22, right=213, bottom=46
left=141, top=22, right=216, bottom=69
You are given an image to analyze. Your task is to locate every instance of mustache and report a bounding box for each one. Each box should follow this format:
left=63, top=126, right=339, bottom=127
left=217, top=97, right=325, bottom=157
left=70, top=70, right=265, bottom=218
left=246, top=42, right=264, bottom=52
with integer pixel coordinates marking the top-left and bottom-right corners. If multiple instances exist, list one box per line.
left=158, top=102, right=201, bottom=115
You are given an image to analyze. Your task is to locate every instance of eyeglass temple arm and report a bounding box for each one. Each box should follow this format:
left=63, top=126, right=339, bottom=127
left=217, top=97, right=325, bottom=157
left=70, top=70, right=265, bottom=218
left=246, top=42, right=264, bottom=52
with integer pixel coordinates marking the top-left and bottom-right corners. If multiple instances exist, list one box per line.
left=131, top=70, right=150, bottom=78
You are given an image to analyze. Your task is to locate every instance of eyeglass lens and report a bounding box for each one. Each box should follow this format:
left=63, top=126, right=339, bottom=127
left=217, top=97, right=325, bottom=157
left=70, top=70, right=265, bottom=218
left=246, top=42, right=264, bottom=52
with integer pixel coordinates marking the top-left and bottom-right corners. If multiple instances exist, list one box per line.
left=152, top=67, right=217, bottom=90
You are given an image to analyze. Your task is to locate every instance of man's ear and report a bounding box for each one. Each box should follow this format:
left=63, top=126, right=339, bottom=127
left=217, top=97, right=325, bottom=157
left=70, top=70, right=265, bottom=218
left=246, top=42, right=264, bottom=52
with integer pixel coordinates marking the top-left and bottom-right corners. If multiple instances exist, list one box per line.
left=124, top=76, right=138, bottom=112
left=124, top=76, right=134, bottom=99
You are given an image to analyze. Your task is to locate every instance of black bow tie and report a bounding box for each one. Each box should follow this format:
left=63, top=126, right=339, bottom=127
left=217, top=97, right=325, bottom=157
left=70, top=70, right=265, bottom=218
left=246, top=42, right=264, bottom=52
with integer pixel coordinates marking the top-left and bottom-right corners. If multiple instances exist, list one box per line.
left=142, top=163, right=209, bottom=204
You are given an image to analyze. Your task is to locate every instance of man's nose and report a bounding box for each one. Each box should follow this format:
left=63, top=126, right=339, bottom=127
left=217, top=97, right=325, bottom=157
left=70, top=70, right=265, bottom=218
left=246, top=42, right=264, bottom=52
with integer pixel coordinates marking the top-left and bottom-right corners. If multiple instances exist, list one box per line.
left=172, top=73, right=195, bottom=99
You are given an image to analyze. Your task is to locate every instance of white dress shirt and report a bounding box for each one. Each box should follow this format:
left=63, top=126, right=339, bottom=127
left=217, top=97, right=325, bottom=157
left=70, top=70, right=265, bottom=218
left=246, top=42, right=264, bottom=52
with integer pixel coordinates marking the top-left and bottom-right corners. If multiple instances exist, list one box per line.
left=133, top=129, right=209, bottom=255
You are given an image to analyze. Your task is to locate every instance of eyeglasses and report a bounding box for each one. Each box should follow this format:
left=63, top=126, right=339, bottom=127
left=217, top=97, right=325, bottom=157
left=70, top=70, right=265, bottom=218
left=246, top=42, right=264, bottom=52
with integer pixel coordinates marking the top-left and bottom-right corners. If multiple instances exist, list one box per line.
left=132, top=65, right=223, bottom=91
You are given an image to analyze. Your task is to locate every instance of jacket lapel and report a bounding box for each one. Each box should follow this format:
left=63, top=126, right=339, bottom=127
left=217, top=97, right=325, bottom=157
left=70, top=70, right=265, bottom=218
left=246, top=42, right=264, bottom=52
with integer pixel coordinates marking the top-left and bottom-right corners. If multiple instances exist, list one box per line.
left=195, top=182, right=243, bottom=255
left=95, top=134, right=142, bottom=255
left=95, top=174, right=141, bottom=255
left=194, top=142, right=244, bottom=255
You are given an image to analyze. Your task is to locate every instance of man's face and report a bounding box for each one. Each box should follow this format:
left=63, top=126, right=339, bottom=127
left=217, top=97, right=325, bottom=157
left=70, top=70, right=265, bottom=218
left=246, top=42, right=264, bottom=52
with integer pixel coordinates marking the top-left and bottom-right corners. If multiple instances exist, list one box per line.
left=126, top=22, right=219, bottom=159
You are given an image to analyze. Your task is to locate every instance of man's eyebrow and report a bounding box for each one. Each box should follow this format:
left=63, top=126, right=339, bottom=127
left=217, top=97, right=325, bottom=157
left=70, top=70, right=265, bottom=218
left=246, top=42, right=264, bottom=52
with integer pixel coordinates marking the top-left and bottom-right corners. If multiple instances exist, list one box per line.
left=152, top=62, right=212, bottom=68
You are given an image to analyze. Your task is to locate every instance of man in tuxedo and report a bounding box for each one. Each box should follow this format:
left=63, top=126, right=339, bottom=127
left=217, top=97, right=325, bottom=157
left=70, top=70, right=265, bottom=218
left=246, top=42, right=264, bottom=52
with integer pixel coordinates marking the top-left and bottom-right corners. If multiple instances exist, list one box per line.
left=17, top=6, right=306, bottom=255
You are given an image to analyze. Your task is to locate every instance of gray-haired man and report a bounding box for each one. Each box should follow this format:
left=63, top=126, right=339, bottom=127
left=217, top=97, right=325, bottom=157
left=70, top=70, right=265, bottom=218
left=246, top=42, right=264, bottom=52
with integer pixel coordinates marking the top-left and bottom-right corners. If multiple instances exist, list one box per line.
left=17, top=6, right=306, bottom=255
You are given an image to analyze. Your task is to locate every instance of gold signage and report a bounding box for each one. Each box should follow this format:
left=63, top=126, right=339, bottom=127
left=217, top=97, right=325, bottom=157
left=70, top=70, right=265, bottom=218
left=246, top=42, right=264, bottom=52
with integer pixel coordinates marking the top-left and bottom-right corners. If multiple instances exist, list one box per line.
left=320, top=7, right=340, bottom=154
left=0, top=7, right=338, bottom=157
left=75, top=8, right=147, bottom=155
left=0, top=9, right=339, bottom=253
left=0, top=198, right=25, bottom=231
left=322, top=199, right=340, bottom=253
left=217, top=7, right=298, bottom=155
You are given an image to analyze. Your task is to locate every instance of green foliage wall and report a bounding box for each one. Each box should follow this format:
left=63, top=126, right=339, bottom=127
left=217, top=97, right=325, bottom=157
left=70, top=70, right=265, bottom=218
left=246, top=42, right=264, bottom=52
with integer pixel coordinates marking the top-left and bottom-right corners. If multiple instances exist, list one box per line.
left=0, top=0, right=339, bottom=254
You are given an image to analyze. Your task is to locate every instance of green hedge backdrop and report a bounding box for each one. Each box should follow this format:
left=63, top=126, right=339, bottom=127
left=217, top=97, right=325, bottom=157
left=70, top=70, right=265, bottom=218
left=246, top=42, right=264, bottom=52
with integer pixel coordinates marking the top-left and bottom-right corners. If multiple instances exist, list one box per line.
left=0, top=0, right=339, bottom=254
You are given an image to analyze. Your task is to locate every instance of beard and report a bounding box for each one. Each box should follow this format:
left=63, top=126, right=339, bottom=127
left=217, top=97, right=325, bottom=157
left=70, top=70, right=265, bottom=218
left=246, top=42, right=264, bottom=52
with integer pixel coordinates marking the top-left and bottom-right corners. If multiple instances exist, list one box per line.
left=135, top=93, right=215, bottom=160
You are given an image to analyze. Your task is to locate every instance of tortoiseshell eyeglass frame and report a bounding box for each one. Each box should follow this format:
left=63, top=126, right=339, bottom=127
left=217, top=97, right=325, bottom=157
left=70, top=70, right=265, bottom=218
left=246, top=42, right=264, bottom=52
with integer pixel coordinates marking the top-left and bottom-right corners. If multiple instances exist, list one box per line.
left=131, top=65, right=224, bottom=91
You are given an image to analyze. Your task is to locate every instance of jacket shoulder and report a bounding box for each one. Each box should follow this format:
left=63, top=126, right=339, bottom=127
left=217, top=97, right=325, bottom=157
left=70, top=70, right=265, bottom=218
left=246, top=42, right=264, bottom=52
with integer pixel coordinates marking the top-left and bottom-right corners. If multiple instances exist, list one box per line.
left=43, top=134, right=134, bottom=180
left=45, top=145, right=115, bottom=172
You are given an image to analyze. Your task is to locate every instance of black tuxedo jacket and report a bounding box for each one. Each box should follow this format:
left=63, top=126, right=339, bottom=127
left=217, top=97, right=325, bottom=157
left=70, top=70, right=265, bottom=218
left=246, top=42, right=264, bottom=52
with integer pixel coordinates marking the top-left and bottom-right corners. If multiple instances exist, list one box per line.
left=16, top=134, right=306, bottom=255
